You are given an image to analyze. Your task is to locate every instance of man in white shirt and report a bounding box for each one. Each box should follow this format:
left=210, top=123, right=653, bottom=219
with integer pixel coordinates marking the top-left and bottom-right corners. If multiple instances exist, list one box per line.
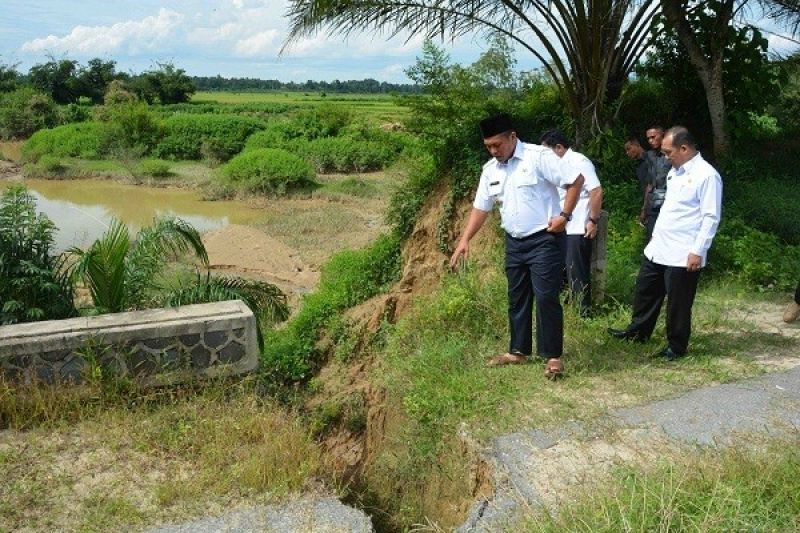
left=608, top=126, right=722, bottom=359
left=540, top=129, right=603, bottom=316
left=449, top=114, right=584, bottom=377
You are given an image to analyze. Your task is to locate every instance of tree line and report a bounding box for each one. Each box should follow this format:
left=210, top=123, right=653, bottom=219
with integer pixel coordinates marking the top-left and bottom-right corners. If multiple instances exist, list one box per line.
left=192, top=75, right=420, bottom=94
left=1, top=59, right=196, bottom=105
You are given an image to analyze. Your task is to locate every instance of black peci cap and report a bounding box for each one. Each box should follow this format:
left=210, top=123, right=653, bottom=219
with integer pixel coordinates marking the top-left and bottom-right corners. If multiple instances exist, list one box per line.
left=479, top=113, right=514, bottom=139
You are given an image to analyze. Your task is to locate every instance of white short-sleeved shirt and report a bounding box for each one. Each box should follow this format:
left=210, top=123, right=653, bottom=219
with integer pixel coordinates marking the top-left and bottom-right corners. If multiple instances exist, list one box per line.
left=644, top=152, right=722, bottom=267
left=473, top=140, right=576, bottom=238
left=557, top=148, right=601, bottom=235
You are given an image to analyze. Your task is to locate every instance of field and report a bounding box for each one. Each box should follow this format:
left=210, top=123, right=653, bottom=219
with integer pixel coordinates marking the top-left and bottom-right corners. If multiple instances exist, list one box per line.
left=193, top=90, right=409, bottom=122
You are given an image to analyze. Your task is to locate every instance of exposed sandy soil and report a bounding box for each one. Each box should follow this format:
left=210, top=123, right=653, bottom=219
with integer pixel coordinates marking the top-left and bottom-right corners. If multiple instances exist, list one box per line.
left=203, top=224, right=320, bottom=297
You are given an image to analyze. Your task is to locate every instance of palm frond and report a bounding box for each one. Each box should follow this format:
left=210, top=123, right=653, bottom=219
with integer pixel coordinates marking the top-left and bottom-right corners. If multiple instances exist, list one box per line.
left=67, top=219, right=131, bottom=313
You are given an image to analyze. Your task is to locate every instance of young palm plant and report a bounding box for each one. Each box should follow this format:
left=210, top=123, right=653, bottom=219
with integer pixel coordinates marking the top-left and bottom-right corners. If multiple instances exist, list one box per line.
left=67, top=217, right=289, bottom=336
left=67, top=217, right=208, bottom=314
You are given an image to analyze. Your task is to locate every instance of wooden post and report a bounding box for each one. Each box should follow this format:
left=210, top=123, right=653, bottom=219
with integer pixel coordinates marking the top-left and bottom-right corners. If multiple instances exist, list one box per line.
left=591, top=210, right=608, bottom=305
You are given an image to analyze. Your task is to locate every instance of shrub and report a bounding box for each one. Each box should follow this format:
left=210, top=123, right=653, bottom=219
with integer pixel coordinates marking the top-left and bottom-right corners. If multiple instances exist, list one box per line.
left=0, top=186, right=76, bottom=324
left=154, top=114, right=265, bottom=161
left=261, top=233, right=401, bottom=384
left=138, top=159, right=171, bottom=177
left=0, top=87, right=61, bottom=139
left=709, top=217, right=800, bottom=290
left=22, top=122, right=104, bottom=161
left=97, top=101, right=164, bottom=160
left=288, top=103, right=353, bottom=139
left=243, top=121, right=298, bottom=152
left=302, top=136, right=396, bottom=173
left=220, top=148, right=315, bottom=195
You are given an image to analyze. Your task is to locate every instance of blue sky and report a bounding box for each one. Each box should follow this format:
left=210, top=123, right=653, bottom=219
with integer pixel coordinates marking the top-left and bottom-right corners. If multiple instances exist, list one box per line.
left=1, top=1, right=798, bottom=83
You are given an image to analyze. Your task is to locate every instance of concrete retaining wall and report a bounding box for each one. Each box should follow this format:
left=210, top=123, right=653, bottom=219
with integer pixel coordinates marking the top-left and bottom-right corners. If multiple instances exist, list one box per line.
left=0, top=300, right=259, bottom=387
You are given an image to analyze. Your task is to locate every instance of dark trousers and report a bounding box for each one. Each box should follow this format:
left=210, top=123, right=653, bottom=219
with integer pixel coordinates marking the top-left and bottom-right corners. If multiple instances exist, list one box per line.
left=627, top=256, right=701, bottom=354
left=795, top=282, right=800, bottom=305
left=564, top=234, right=592, bottom=314
left=644, top=211, right=659, bottom=242
left=506, top=231, right=564, bottom=358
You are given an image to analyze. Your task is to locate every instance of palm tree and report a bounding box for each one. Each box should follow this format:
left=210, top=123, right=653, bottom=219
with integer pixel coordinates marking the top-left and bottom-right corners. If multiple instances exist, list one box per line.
left=284, top=0, right=660, bottom=142
left=67, top=217, right=288, bottom=331
left=67, top=217, right=207, bottom=313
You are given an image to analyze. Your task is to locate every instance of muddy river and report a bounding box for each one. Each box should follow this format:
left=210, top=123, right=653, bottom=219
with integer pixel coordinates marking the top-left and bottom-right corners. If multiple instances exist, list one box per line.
left=19, top=178, right=265, bottom=252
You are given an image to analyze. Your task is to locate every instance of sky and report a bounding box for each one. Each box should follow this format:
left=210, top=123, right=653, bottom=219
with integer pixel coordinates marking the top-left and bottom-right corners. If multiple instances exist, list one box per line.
left=1, top=1, right=798, bottom=84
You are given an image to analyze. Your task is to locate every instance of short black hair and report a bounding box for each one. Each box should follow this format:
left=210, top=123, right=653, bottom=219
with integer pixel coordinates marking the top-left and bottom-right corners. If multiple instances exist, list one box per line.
left=646, top=125, right=666, bottom=133
left=666, top=125, right=697, bottom=149
left=539, top=128, right=572, bottom=149
left=625, top=136, right=644, bottom=147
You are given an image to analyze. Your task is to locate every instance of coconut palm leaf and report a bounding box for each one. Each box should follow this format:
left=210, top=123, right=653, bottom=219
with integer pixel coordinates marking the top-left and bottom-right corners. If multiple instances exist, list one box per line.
left=125, top=217, right=209, bottom=308
left=67, top=219, right=131, bottom=313
left=164, top=271, right=290, bottom=349
left=284, top=0, right=660, bottom=138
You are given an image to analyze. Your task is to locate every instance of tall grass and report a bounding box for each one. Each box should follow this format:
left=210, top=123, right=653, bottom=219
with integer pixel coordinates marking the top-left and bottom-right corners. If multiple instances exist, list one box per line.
left=526, top=435, right=800, bottom=532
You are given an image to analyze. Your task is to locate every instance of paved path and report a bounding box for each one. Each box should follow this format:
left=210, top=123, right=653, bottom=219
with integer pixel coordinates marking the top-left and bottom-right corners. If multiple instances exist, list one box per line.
left=146, top=497, right=373, bottom=533
left=458, top=364, right=800, bottom=532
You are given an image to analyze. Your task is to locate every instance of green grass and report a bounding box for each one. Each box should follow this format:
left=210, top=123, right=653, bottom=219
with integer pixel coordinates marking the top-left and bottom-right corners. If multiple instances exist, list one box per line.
left=359, top=268, right=798, bottom=529
left=193, top=91, right=407, bottom=122
left=523, top=435, right=800, bottom=532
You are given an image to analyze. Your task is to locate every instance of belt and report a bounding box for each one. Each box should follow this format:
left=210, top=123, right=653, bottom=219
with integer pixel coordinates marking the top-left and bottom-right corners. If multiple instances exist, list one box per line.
left=506, top=228, right=549, bottom=241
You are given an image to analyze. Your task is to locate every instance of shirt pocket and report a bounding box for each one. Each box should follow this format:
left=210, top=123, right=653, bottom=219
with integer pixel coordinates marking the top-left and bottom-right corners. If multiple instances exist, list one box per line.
left=488, top=179, right=504, bottom=198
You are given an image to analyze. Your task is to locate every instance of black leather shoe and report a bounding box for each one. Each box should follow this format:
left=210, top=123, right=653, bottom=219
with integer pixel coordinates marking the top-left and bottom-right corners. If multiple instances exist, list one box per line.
left=607, top=327, right=645, bottom=342
left=657, top=347, right=686, bottom=360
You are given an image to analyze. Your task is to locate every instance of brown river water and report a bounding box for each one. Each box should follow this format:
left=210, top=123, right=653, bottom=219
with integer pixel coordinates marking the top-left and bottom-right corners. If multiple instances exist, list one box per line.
left=17, top=178, right=265, bottom=252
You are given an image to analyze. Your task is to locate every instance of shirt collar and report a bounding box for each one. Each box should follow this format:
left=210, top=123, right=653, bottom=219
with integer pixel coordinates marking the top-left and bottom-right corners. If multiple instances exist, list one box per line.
left=674, top=151, right=702, bottom=175
left=496, top=140, right=524, bottom=166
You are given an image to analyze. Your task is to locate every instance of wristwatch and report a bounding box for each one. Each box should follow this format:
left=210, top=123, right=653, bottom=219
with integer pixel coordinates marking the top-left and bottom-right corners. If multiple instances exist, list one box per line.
left=559, top=211, right=572, bottom=221
left=589, top=216, right=599, bottom=224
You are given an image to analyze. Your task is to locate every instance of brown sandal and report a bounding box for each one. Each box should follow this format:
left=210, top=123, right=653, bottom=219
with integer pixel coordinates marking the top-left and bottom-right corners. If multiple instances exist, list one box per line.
left=544, top=358, right=564, bottom=379
left=487, top=352, right=530, bottom=367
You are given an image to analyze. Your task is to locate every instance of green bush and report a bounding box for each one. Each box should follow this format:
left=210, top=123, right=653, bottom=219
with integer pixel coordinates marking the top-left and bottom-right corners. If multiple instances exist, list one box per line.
left=22, top=121, right=105, bottom=161
left=302, top=136, right=396, bottom=172
left=242, top=121, right=298, bottom=152
left=709, top=217, right=800, bottom=290
left=0, top=88, right=61, bottom=140
left=154, top=114, right=265, bottom=161
left=261, top=233, right=402, bottom=384
left=722, top=158, right=800, bottom=245
left=220, top=148, right=315, bottom=195
left=138, top=159, right=171, bottom=177
left=96, top=101, right=164, bottom=158
left=0, top=186, right=76, bottom=324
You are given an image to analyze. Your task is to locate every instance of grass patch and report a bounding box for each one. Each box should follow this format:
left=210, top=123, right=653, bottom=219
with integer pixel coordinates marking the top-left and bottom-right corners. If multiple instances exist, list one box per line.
left=524, top=435, right=800, bottom=531
left=0, top=378, right=322, bottom=532
left=316, top=177, right=379, bottom=199
left=361, top=269, right=797, bottom=528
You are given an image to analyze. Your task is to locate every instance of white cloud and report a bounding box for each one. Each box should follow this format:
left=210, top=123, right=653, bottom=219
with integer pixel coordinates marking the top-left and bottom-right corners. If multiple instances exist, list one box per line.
left=234, top=30, right=281, bottom=56
left=20, top=8, right=183, bottom=55
left=767, top=32, right=800, bottom=56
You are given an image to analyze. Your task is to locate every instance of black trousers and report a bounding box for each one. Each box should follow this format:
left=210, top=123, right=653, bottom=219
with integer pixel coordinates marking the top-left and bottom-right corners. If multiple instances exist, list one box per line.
left=627, top=256, right=701, bottom=354
left=795, top=282, right=800, bottom=305
left=506, top=231, right=564, bottom=358
left=644, top=211, right=659, bottom=243
left=564, top=234, right=592, bottom=314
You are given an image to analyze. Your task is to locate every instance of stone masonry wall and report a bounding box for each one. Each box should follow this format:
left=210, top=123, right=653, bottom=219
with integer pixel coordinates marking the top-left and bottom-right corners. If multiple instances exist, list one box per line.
left=0, top=300, right=259, bottom=387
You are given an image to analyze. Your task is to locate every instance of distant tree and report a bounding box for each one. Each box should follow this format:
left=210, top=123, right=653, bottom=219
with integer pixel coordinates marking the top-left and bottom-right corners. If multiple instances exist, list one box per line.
left=78, top=58, right=120, bottom=104
left=133, top=62, right=195, bottom=104
left=28, top=59, right=81, bottom=104
left=0, top=62, right=20, bottom=93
